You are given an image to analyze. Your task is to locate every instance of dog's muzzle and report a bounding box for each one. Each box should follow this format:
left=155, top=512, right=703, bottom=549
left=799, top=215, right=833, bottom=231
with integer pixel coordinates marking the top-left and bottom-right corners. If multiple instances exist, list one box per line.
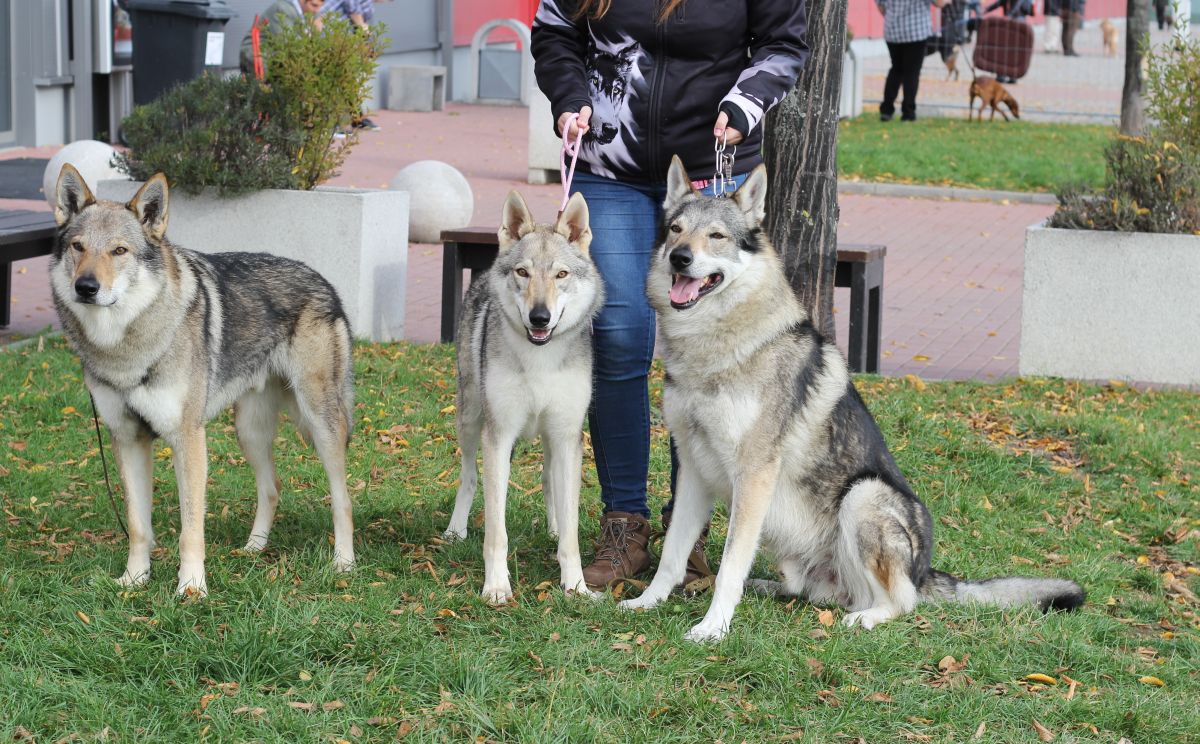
left=527, top=304, right=553, bottom=345
left=75, top=275, right=101, bottom=303
left=669, top=272, right=723, bottom=309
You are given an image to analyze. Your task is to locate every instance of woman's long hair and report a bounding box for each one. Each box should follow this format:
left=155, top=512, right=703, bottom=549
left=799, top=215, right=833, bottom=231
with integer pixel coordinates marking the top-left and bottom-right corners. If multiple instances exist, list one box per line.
left=571, top=0, right=686, bottom=23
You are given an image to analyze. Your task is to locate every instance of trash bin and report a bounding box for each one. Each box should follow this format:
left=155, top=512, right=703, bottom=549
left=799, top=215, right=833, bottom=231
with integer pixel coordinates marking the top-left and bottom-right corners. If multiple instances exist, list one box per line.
left=124, top=0, right=235, bottom=105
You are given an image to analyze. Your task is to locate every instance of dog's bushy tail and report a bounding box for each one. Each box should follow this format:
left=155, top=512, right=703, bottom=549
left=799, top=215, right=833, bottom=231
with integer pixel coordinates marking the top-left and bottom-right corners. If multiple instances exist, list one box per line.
left=921, top=570, right=1085, bottom=612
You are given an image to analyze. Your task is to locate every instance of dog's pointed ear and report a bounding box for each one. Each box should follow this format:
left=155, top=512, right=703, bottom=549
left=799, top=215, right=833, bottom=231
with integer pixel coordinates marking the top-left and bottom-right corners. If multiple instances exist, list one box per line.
left=54, top=164, right=96, bottom=227
left=127, top=173, right=170, bottom=240
left=732, top=164, right=768, bottom=227
left=555, top=192, right=592, bottom=255
left=664, top=155, right=696, bottom=213
left=498, top=190, right=536, bottom=252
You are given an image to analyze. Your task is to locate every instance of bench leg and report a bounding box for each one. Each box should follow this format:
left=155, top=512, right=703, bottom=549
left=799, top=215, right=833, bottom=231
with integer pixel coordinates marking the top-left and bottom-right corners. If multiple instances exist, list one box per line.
left=440, top=242, right=463, bottom=344
left=1, top=262, right=11, bottom=328
left=847, top=260, right=884, bottom=374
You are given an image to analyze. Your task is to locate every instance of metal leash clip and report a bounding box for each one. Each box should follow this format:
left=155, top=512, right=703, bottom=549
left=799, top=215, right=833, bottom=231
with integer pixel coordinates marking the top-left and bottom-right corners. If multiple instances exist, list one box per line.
left=713, top=132, right=736, bottom=197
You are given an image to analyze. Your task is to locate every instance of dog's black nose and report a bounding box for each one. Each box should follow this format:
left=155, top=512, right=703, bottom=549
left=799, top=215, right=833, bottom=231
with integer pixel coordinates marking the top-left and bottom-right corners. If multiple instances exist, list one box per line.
left=75, top=276, right=100, bottom=298
left=529, top=304, right=551, bottom=328
left=669, top=247, right=693, bottom=271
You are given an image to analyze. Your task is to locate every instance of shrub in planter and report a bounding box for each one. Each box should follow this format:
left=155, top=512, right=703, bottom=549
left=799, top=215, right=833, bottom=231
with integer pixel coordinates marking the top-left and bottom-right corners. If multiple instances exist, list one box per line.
left=115, top=17, right=384, bottom=195
left=115, top=74, right=303, bottom=196
left=1050, top=36, right=1200, bottom=235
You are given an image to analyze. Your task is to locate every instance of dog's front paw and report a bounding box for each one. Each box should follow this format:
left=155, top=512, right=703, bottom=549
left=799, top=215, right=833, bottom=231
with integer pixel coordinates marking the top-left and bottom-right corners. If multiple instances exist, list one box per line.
left=175, top=574, right=208, bottom=600
left=242, top=535, right=269, bottom=553
left=481, top=584, right=513, bottom=605
left=565, top=585, right=605, bottom=602
left=442, top=526, right=467, bottom=542
left=618, top=593, right=663, bottom=611
left=684, top=618, right=729, bottom=643
left=116, top=568, right=150, bottom=588
left=332, top=553, right=355, bottom=574
left=842, top=607, right=895, bottom=630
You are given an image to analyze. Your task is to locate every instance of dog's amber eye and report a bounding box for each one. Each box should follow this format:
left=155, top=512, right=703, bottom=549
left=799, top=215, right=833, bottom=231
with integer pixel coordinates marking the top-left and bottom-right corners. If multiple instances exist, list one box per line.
left=556, top=270, right=569, bottom=279
left=72, top=241, right=84, bottom=252
left=515, top=268, right=529, bottom=278
left=112, top=246, right=128, bottom=256
left=669, top=224, right=682, bottom=234
left=709, top=232, right=726, bottom=240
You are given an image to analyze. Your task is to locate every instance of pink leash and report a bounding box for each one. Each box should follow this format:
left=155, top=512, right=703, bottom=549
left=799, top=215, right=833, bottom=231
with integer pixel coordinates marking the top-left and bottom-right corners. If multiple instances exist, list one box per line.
left=559, top=113, right=582, bottom=216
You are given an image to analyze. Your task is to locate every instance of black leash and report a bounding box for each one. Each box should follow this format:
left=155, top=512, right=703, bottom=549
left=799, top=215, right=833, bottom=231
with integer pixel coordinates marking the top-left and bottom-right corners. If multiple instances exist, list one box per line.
left=87, top=389, right=129, bottom=540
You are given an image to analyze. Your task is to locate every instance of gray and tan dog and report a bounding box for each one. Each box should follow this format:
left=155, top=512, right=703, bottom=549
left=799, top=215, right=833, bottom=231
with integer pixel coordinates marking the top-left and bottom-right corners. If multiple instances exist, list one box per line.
left=619, top=156, right=1084, bottom=641
left=444, top=191, right=605, bottom=604
left=50, top=165, right=356, bottom=597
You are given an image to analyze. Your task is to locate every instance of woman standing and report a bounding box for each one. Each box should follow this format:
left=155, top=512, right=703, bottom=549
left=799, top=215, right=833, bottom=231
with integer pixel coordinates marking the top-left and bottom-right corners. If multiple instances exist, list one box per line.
left=876, top=0, right=951, bottom=121
left=531, top=0, right=809, bottom=590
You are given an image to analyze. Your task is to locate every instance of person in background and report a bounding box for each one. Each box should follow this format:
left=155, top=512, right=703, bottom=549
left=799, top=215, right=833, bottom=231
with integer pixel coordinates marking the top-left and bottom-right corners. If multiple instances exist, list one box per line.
left=319, top=0, right=381, bottom=130
left=1061, top=0, right=1085, bottom=56
left=1044, top=0, right=1063, bottom=52
left=877, top=0, right=952, bottom=122
left=1152, top=0, right=1170, bottom=30
left=239, top=0, right=324, bottom=76
left=531, top=0, right=809, bottom=590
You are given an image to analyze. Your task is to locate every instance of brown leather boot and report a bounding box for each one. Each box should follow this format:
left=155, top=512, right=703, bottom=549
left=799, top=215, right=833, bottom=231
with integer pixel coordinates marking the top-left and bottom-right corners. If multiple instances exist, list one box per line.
left=582, top=512, right=652, bottom=590
left=661, top=510, right=715, bottom=592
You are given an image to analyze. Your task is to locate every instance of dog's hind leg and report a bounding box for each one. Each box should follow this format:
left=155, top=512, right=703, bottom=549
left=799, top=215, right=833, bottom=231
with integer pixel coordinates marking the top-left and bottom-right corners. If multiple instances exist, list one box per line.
left=235, top=383, right=284, bottom=553
left=480, top=426, right=518, bottom=604
left=620, top=459, right=714, bottom=612
left=445, top=403, right=481, bottom=541
left=837, top=479, right=921, bottom=630
left=685, top=462, right=781, bottom=642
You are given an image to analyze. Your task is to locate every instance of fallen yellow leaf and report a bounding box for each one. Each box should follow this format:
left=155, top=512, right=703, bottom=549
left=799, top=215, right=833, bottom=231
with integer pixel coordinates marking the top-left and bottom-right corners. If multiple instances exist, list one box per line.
left=817, top=609, right=835, bottom=627
left=1032, top=719, right=1055, bottom=741
left=75, top=610, right=90, bottom=625
left=1025, top=673, right=1058, bottom=685
left=1138, top=676, right=1165, bottom=687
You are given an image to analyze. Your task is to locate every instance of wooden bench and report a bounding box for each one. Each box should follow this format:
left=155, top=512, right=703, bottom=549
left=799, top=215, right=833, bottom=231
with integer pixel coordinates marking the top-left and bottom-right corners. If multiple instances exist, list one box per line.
left=0, top=210, right=57, bottom=328
left=441, top=227, right=885, bottom=373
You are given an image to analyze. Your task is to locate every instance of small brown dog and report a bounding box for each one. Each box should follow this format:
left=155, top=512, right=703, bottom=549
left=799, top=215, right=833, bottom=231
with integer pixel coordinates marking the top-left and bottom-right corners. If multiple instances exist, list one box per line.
left=968, top=76, right=1020, bottom=121
left=1101, top=18, right=1119, bottom=57
left=944, top=45, right=961, bottom=81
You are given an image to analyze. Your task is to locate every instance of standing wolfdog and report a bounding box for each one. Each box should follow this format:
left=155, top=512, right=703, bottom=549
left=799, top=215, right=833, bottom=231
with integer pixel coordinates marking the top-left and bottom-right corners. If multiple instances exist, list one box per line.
left=444, top=192, right=604, bottom=604
left=620, top=157, right=1084, bottom=641
left=50, top=165, right=355, bottom=597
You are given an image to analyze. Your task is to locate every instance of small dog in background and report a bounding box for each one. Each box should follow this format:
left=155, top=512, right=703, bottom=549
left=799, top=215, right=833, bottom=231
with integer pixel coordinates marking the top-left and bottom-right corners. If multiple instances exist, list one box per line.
left=969, top=75, right=1021, bottom=121
left=943, top=44, right=961, bottom=81
left=1100, top=18, right=1119, bottom=57
left=445, top=191, right=605, bottom=605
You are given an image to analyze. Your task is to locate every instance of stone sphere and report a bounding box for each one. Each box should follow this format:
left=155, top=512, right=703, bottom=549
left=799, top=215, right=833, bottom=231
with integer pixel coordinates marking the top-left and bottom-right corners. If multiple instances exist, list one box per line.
left=388, top=161, right=474, bottom=243
left=43, top=140, right=125, bottom=208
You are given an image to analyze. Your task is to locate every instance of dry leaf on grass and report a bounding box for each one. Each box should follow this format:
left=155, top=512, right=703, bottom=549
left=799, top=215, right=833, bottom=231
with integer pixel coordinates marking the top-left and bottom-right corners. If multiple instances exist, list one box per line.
left=322, top=700, right=345, bottom=712
left=864, top=692, right=893, bottom=702
left=1032, top=719, right=1055, bottom=742
left=288, top=701, right=315, bottom=712
left=972, top=722, right=986, bottom=740
left=817, top=609, right=835, bottom=627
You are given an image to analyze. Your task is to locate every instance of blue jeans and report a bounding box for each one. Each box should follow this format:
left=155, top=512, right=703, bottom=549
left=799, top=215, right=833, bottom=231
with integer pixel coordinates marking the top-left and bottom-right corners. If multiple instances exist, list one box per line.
left=571, top=169, right=747, bottom=518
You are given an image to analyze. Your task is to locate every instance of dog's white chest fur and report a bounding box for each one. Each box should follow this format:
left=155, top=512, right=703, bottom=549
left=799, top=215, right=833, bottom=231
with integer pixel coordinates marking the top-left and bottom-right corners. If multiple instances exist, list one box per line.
left=485, top=342, right=590, bottom=440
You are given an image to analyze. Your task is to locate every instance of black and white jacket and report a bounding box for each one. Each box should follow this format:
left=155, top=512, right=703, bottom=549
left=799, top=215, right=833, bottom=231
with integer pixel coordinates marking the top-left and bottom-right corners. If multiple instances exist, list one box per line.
left=531, top=0, right=809, bottom=183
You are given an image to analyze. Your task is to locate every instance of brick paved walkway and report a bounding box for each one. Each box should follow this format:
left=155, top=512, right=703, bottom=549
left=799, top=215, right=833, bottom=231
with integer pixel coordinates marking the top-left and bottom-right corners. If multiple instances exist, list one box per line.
left=1, top=104, right=1053, bottom=381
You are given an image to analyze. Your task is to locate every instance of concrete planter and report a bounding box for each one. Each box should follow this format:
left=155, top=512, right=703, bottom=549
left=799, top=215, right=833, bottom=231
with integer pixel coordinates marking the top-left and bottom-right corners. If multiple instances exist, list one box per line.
left=97, top=182, right=409, bottom=343
left=1020, top=224, right=1200, bottom=385
left=840, top=48, right=863, bottom=119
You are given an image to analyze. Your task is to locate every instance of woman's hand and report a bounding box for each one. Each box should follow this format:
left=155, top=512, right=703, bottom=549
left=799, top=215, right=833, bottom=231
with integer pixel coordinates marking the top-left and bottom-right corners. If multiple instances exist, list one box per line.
left=558, top=106, right=592, bottom=141
left=714, top=111, right=744, bottom=146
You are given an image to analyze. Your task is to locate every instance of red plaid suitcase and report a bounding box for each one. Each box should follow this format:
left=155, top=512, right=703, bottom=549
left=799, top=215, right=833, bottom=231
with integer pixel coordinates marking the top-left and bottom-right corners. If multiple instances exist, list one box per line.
left=973, top=17, right=1034, bottom=79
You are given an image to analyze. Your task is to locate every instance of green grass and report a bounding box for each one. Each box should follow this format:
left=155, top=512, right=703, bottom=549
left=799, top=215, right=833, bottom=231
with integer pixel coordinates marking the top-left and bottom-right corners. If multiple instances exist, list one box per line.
left=837, top=115, right=1113, bottom=193
left=2, top=338, right=1198, bottom=742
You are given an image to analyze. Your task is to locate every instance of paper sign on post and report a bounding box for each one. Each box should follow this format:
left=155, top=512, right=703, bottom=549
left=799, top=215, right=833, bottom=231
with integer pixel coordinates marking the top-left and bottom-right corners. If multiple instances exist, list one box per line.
left=204, top=32, right=225, bottom=66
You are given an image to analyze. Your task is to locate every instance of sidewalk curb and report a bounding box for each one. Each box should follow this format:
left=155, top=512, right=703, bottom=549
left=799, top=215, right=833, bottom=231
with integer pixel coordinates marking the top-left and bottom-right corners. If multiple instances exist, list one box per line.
left=838, top=180, right=1059, bottom=205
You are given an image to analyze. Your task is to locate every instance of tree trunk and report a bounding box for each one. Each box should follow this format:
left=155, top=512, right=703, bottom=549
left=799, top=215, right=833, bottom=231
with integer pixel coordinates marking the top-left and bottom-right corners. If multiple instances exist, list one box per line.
left=1120, top=0, right=1148, bottom=135
left=762, top=0, right=847, bottom=339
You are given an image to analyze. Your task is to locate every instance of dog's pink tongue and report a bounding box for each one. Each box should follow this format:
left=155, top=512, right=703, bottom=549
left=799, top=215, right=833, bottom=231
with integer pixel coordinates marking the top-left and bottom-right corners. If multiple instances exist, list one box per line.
left=670, top=276, right=703, bottom=305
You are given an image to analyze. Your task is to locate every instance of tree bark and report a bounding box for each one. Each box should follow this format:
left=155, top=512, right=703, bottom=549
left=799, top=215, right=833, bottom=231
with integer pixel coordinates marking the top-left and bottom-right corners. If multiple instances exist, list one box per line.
left=762, top=0, right=847, bottom=339
left=1120, top=0, right=1148, bottom=135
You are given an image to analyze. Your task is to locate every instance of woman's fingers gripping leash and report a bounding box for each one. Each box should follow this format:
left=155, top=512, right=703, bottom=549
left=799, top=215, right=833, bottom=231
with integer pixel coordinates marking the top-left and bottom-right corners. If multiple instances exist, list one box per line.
left=558, top=105, right=592, bottom=140
left=713, top=111, right=744, bottom=146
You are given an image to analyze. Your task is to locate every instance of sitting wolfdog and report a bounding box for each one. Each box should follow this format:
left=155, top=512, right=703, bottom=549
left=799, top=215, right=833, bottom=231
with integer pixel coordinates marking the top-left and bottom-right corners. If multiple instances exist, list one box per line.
left=620, top=157, right=1084, bottom=641
left=50, top=165, right=355, bottom=597
left=444, top=192, right=605, bottom=604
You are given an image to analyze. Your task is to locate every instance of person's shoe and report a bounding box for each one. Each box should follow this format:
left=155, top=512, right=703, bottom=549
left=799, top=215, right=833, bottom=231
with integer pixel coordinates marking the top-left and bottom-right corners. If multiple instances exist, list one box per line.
left=353, top=117, right=381, bottom=131
left=880, top=112, right=894, bottom=122
left=661, top=510, right=715, bottom=592
left=900, top=113, right=917, bottom=122
left=582, top=512, right=652, bottom=590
